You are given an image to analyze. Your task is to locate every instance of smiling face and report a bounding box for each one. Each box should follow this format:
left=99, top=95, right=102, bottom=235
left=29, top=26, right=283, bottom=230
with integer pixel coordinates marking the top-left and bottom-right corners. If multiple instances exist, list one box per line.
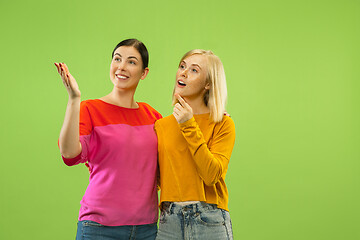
left=174, top=54, right=210, bottom=100
left=110, top=46, right=148, bottom=91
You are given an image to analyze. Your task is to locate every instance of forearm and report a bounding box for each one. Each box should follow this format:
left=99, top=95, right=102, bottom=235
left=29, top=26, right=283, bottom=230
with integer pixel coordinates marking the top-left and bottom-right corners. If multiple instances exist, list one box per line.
left=191, top=142, right=226, bottom=186
left=59, top=97, right=82, bottom=158
left=179, top=118, right=227, bottom=186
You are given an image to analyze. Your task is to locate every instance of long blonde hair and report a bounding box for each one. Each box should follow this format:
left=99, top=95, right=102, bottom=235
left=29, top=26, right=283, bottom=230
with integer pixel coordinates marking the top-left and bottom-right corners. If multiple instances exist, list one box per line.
left=172, top=49, right=227, bottom=123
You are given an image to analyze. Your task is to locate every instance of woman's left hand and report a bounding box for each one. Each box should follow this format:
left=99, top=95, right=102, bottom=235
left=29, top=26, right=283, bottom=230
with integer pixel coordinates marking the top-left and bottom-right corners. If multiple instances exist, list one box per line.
left=173, top=94, right=193, bottom=124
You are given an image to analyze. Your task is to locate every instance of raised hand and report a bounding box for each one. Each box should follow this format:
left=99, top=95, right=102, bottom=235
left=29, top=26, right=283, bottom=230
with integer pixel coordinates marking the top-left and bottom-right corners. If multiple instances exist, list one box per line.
left=173, top=94, right=193, bottom=124
left=54, top=62, right=81, bottom=99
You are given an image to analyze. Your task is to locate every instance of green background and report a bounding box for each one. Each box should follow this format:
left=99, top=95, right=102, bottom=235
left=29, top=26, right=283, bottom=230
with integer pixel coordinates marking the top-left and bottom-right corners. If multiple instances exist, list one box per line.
left=1, top=0, right=359, bottom=239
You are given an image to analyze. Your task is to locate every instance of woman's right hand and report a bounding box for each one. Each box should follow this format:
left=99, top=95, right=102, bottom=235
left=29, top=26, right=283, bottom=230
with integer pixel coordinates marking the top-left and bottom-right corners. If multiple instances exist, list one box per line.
left=54, top=62, right=81, bottom=99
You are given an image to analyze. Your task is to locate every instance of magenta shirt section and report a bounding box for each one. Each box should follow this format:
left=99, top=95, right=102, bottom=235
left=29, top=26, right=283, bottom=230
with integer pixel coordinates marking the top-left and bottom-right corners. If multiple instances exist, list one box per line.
left=79, top=124, right=158, bottom=225
left=61, top=100, right=161, bottom=226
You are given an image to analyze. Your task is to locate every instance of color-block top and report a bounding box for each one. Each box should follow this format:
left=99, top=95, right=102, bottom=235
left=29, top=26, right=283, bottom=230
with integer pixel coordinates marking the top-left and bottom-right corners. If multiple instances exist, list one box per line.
left=62, top=99, right=162, bottom=226
left=155, top=114, right=235, bottom=211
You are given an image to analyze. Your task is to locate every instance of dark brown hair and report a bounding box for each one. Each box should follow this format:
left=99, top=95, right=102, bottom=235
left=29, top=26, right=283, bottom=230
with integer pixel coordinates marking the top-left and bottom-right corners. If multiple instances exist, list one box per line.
left=111, top=39, right=149, bottom=69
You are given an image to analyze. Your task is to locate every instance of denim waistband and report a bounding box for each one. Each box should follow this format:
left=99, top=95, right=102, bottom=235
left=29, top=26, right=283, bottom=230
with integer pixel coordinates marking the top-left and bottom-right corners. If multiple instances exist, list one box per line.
left=161, top=201, right=218, bottom=214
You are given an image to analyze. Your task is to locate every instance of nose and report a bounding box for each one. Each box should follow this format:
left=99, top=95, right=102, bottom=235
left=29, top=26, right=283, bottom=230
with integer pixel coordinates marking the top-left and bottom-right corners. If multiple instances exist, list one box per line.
left=180, top=67, right=188, bottom=78
left=117, top=61, right=126, bottom=70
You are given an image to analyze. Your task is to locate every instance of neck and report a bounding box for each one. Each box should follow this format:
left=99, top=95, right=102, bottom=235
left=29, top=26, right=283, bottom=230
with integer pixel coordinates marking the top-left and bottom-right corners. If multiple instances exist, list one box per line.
left=102, top=87, right=138, bottom=108
left=183, top=95, right=209, bottom=115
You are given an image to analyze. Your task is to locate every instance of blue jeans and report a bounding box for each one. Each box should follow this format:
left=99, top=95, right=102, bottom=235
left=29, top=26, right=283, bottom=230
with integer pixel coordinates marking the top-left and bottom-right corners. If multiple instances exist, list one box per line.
left=76, top=221, right=157, bottom=240
left=156, top=202, right=233, bottom=240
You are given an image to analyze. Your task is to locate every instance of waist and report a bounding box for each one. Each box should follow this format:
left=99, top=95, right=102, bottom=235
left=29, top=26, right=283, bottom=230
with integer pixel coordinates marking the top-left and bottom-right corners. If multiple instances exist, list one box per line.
left=174, top=201, right=200, bottom=206
left=161, top=201, right=218, bottom=213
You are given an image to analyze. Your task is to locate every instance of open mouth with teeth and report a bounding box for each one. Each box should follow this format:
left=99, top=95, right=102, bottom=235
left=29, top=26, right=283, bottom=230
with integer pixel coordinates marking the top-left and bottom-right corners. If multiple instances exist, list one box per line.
left=116, top=74, right=128, bottom=80
left=178, top=80, right=186, bottom=86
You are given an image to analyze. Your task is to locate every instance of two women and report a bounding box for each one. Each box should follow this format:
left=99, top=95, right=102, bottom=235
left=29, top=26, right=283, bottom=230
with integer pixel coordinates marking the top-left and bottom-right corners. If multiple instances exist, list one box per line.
left=56, top=39, right=161, bottom=240
left=155, top=50, right=235, bottom=240
left=56, top=40, right=235, bottom=239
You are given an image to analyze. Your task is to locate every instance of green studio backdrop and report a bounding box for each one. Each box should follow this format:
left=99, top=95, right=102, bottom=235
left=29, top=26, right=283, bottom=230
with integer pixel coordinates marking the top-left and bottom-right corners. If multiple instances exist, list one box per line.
left=0, top=0, right=359, bottom=239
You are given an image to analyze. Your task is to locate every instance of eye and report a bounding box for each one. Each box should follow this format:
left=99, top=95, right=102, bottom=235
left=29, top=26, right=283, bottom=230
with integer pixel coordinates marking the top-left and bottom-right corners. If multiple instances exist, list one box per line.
left=192, top=68, right=198, bottom=73
left=114, top=57, right=121, bottom=62
left=179, top=64, right=185, bottom=69
left=129, top=60, right=136, bottom=65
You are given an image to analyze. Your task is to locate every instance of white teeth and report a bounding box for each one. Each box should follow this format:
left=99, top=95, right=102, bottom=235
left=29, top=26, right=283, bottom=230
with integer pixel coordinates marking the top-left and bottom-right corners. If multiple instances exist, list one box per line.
left=117, top=75, right=127, bottom=79
left=178, top=80, right=186, bottom=86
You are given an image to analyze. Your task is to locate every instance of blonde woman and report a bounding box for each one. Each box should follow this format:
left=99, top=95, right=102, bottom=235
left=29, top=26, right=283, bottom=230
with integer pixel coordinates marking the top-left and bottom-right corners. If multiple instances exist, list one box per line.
left=155, top=50, right=235, bottom=239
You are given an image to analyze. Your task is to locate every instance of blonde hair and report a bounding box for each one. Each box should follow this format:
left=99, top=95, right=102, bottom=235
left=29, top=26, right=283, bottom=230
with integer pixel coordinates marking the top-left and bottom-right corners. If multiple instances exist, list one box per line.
left=172, top=49, right=227, bottom=123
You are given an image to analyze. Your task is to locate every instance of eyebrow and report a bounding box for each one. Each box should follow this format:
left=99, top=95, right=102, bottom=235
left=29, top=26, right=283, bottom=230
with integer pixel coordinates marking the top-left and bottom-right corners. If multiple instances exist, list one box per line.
left=181, top=60, right=202, bottom=69
left=191, top=64, right=202, bottom=69
left=114, top=53, right=139, bottom=61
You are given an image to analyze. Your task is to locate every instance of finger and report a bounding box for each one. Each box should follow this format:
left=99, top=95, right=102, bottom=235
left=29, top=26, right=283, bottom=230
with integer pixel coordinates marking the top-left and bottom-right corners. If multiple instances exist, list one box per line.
left=85, top=163, right=91, bottom=174
left=172, top=111, right=179, bottom=119
left=54, top=63, right=59, bottom=72
left=176, top=94, right=191, bottom=109
left=61, top=74, right=69, bottom=87
left=59, top=63, right=65, bottom=77
left=173, top=107, right=181, bottom=115
left=59, top=63, right=68, bottom=76
left=61, top=69, right=69, bottom=86
left=173, top=109, right=179, bottom=115
left=63, top=63, right=70, bottom=75
left=174, top=103, right=183, bottom=110
left=66, top=74, right=73, bottom=88
left=175, top=94, right=185, bottom=106
left=62, top=64, right=74, bottom=86
left=55, top=63, right=62, bottom=75
left=61, top=63, right=67, bottom=75
left=173, top=106, right=183, bottom=114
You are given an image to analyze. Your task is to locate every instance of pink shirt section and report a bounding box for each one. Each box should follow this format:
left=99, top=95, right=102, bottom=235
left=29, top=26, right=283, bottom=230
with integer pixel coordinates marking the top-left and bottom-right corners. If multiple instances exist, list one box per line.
left=62, top=99, right=162, bottom=226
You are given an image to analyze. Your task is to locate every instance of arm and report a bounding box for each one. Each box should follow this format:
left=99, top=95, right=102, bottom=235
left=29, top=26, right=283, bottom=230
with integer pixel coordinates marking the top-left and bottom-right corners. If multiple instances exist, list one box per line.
left=173, top=95, right=236, bottom=186
left=179, top=117, right=235, bottom=186
left=55, top=63, right=82, bottom=158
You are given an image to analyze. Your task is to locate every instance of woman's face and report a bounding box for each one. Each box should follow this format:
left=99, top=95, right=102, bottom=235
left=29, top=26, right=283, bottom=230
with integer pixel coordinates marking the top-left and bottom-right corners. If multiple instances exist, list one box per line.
left=110, top=46, right=148, bottom=91
left=174, top=54, right=209, bottom=99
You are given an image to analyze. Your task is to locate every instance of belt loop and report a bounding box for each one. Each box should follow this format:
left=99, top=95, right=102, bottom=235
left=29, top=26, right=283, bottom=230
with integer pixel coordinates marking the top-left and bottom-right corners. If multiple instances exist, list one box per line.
left=161, top=201, right=175, bottom=214
left=196, top=202, right=201, bottom=212
left=168, top=202, right=174, bottom=214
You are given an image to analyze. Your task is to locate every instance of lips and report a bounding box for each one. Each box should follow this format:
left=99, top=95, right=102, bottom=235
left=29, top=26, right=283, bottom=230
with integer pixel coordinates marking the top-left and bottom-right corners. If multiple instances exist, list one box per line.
left=116, top=74, right=129, bottom=80
left=177, top=80, right=186, bottom=86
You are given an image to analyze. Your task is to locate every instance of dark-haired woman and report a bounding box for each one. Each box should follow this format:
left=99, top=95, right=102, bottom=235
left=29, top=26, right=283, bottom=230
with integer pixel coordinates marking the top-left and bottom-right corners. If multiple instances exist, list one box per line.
left=55, top=39, right=161, bottom=240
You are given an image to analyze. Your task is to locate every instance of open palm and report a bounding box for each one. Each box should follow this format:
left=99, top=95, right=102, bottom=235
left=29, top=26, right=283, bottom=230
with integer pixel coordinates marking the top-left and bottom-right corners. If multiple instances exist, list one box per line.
left=55, top=62, right=81, bottom=99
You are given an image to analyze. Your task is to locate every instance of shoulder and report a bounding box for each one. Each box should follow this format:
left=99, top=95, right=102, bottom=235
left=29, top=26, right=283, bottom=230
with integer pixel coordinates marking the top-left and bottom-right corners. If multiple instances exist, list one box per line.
left=80, top=99, right=108, bottom=116
left=155, top=114, right=176, bottom=128
left=79, top=99, right=104, bottom=120
left=156, top=114, right=175, bottom=123
left=138, top=102, right=159, bottom=113
left=138, top=102, right=162, bottom=120
left=215, top=115, right=235, bottom=135
left=80, top=99, right=101, bottom=108
left=221, top=115, right=235, bottom=128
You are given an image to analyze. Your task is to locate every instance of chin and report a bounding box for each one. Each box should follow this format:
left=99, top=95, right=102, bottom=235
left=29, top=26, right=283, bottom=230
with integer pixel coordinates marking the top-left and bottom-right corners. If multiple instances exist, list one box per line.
left=174, top=88, right=183, bottom=95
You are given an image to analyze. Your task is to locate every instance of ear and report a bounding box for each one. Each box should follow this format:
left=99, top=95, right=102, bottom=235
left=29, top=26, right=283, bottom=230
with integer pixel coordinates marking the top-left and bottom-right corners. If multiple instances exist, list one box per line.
left=140, top=67, right=149, bottom=80
left=205, top=82, right=211, bottom=90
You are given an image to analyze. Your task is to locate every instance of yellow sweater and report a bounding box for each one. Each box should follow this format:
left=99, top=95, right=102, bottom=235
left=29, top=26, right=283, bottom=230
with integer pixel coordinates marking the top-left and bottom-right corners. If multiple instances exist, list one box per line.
left=155, top=113, right=236, bottom=211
